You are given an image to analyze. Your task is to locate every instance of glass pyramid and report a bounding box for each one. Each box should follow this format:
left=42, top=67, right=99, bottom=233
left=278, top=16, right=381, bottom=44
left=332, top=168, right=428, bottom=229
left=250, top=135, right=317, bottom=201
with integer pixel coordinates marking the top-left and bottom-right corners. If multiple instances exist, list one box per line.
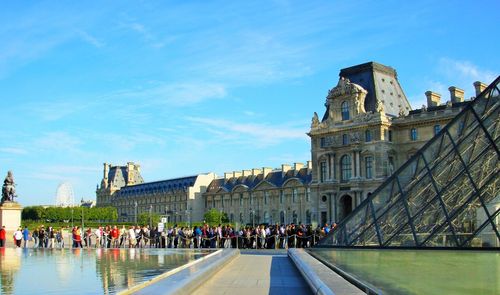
left=320, top=77, right=500, bottom=248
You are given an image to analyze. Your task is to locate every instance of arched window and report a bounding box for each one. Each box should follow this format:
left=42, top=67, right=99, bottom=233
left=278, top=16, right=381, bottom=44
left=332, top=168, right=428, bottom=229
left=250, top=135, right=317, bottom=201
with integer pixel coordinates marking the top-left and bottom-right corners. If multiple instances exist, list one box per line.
left=341, top=155, right=352, bottom=182
left=341, top=101, right=350, bottom=120
left=365, top=130, right=372, bottom=142
left=410, top=128, right=418, bottom=141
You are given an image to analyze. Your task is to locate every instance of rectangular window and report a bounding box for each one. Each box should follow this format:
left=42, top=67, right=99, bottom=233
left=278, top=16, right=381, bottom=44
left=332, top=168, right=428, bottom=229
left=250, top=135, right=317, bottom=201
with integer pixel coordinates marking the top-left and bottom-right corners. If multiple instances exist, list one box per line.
left=280, top=191, right=284, bottom=204
left=239, top=193, right=243, bottom=206
left=434, top=124, right=441, bottom=135
left=320, top=137, right=326, bottom=148
left=388, top=130, right=393, bottom=142
left=250, top=193, right=253, bottom=205
left=221, top=196, right=224, bottom=208
left=306, top=188, right=310, bottom=202
left=292, top=189, right=297, bottom=203
left=410, top=128, right=418, bottom=141
left=320, top=161, right=327, bottom=182
left=365, top=156, right=373, bottom=179
left=264, top=191, right=269, bottom=205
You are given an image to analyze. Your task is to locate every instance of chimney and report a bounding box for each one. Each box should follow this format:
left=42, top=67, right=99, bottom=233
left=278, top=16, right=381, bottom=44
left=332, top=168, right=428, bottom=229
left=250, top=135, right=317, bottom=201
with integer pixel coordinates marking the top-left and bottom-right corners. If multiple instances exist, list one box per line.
left=425, top=91, right=441, bottom=107
left=224, top=172, right=233, bottom=179
left=281, top=164, right=292, bottom=175
left=251, top=168, right=261, bottom=176
left=233, top=171, right=242, bottom=178
left=473, top=81, right=487, bottom=97
left=448, top=86, right=464, bottom=103
left=126, top=162, right=135, bottom=185
left=262, top=167, right=272, bottom=178
left=293, top=162, right=304, bottom=171
left=242, top=169, right=252, bottom=177
left=103, top=163, right=109, bottom=180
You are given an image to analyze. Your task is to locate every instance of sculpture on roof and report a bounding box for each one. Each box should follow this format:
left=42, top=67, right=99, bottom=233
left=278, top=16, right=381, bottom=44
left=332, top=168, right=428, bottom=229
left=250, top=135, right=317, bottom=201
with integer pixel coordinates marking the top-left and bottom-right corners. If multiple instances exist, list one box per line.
left=311, top=112, right=320, bottom=128
left=375, top=99, right=385, bottom=113
left=1, top=171, right=17, bottom=203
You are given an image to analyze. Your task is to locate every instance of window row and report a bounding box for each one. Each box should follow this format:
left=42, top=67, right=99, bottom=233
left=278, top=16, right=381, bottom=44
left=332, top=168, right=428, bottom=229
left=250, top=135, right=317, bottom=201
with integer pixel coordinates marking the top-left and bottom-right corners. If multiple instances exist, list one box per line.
left=205, top=189, right=311, bottom=208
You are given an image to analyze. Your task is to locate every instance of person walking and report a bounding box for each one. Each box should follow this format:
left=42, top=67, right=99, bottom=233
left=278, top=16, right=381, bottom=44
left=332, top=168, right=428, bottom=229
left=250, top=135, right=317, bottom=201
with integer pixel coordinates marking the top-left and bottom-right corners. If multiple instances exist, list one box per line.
left=22, top=226, right=30, bottom=248
left=32, top=227, right=39, bottom=248
left=13, top=227, right=23, bottom=247
left=0, top=226, right=6, bottom=247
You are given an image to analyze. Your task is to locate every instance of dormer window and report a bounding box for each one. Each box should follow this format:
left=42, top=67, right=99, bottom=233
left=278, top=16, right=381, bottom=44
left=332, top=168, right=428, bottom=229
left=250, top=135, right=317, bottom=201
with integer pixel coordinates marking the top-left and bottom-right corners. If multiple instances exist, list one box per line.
left=341, top=101, right=350, bottom=120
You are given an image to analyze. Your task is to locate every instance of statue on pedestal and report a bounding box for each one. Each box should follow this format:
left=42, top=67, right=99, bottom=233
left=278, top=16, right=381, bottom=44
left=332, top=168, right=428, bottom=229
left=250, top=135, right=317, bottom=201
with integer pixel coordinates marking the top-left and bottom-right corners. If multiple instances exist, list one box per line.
left=1, top=171, right=17, bottom=204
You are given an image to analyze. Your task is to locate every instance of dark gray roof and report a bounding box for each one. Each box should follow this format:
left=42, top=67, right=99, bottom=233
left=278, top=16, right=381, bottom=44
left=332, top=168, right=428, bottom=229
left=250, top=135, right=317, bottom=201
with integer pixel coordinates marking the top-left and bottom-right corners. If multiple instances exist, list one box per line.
left=107, top=166, right=144, bottom=188
left=206, top=168, right=311, bottom=193
left=116, top=175, right=198, bottom=197
left=321, top=62, right=412, bottom=121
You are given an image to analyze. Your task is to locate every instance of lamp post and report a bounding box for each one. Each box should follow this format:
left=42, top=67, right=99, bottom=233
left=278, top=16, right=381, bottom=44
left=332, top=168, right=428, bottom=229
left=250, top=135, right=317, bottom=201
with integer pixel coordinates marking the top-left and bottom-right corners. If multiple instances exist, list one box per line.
left=134, top=201, right=138, bottom=225
left=250, top=209, right=255, bottom=228
left=149, top=205, right=153, bottom=229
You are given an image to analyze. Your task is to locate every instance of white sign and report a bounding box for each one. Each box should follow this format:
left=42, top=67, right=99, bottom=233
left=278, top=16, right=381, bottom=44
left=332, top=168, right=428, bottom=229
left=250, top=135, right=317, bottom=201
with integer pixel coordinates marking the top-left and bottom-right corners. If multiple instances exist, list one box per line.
left=161, top=217, right=167, bottom=223
left=158, top=223, right=165, bottom=232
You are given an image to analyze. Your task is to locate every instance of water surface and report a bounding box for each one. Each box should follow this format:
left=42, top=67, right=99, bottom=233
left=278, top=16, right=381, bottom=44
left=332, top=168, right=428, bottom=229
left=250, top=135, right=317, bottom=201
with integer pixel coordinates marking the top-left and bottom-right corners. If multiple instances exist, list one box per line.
left=0, top=248, right=213, bottom=294
left=311, top=248, right=499, bottom=295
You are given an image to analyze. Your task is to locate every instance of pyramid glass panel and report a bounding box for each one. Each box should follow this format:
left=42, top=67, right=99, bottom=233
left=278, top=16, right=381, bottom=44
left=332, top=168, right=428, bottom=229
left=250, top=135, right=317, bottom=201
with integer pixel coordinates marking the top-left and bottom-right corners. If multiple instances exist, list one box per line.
left=319, top=77, right=500, bottom=248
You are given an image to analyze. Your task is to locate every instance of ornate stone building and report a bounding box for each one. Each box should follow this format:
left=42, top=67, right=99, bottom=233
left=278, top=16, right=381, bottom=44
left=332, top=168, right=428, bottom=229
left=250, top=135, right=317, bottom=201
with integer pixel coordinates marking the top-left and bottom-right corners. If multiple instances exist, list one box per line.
left=202, top=163, right=312, bottom=226
left=96, top=162, right=216, bottom=223
left=309, top=62, right=487, bottom=225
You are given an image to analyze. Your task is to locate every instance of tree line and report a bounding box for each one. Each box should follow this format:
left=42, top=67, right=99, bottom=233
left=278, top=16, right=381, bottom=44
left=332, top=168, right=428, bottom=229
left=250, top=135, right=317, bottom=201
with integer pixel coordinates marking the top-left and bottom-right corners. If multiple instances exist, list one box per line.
left=22, top=206, right=118, bottom=222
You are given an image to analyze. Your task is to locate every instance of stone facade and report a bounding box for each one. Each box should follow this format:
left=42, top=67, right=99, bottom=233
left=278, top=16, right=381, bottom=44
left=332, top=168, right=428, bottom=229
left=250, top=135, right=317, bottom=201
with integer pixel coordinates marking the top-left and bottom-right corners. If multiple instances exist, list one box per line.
left=96, top=162, right=215, bottom=223
left=203, top=164, right=312, bottom=226
left=96, top=62, right=487, bottom=227
left=309, top=62, right=482, bottom=225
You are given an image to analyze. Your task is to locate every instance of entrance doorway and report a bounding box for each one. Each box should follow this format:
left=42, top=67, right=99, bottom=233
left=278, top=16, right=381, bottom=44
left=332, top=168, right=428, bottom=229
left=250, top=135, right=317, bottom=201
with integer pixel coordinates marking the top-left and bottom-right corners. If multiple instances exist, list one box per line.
left=339, top=195, right=353, bottom=221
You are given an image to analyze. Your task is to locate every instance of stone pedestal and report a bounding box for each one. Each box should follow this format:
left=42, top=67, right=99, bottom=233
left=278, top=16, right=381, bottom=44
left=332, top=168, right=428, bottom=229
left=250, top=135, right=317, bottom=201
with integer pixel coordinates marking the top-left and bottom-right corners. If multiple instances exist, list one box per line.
left=0, top=201, right=22, bottom=231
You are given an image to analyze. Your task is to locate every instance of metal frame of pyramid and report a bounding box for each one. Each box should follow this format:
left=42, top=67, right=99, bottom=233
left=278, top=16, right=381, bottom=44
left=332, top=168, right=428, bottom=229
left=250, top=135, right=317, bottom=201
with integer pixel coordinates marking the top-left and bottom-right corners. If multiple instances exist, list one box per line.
left=319, top=76, right=500, bottom=248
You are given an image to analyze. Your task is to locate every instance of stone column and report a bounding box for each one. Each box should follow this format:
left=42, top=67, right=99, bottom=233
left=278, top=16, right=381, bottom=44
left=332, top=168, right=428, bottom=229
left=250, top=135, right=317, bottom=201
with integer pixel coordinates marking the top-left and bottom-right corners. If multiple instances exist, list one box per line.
left=351, top=152, right=356, bottom=179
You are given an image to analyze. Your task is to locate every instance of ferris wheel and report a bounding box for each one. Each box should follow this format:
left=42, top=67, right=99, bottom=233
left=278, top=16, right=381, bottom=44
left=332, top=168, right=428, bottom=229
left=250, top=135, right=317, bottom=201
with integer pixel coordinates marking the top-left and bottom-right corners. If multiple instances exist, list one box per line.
left=55, top=182, right=75, bottom=207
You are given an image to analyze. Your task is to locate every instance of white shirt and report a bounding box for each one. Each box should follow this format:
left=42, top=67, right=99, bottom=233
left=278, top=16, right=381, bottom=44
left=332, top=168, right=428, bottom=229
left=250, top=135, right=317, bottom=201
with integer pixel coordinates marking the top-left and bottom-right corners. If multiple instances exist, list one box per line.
left=14, top=230, right=22, bottom=240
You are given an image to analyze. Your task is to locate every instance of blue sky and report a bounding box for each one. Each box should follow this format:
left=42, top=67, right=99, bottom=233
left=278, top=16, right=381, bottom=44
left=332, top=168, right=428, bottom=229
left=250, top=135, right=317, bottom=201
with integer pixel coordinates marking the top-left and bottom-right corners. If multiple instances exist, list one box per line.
left=1, top=1, right=498, bottom=206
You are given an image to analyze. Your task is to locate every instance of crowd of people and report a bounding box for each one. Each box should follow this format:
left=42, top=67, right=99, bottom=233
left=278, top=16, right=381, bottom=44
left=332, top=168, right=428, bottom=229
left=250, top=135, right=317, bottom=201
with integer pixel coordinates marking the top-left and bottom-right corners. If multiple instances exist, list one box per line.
left=2, top=223, right=338, bottom=249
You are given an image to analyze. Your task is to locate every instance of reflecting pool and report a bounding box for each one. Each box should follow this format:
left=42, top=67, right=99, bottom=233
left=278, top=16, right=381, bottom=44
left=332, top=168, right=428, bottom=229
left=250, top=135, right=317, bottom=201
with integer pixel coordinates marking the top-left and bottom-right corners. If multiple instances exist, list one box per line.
left=310, top=249, right=500, bottom=295
left=0, top=248, right=214, bottom=294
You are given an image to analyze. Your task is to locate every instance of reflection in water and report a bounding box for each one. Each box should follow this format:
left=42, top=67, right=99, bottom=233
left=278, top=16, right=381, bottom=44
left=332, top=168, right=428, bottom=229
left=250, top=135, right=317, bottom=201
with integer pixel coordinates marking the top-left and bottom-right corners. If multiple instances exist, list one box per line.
left=311, top=249, right=500, bottom=295
left=0, top=248, right=213, bottom=294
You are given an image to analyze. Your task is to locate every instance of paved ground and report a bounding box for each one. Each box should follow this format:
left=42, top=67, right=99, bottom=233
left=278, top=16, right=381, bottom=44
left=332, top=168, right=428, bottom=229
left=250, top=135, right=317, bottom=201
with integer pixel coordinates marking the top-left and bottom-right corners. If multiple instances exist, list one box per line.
left=194, top=250, right=312, bottom=295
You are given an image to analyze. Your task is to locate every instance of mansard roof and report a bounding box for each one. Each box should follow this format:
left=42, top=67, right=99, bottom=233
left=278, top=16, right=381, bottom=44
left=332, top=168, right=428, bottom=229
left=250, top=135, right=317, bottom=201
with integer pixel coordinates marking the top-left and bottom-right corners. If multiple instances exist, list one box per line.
left=107, top=166, right=144, bottom=187
left=206, top=167, right=311, bottom=194
left=322, top=61, right=411, bottom=121
left=115, top=175, right=198, bottom=197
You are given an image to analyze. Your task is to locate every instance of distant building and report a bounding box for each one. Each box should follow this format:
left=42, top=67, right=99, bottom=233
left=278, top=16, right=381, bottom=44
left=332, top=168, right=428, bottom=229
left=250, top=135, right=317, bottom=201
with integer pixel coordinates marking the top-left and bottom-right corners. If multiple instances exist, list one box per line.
left=202, top=163, right=312, bottom=225
left=308, top=61, right=487, bottom=225
left=96, top=162, right=215, bottom=223
left=80, top=199, right=96, bottom=208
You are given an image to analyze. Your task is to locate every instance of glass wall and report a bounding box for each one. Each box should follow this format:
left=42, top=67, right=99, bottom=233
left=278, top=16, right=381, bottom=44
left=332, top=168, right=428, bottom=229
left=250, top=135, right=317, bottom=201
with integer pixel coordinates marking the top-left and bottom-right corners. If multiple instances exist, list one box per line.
left=320, top=77, right=500, bottom=248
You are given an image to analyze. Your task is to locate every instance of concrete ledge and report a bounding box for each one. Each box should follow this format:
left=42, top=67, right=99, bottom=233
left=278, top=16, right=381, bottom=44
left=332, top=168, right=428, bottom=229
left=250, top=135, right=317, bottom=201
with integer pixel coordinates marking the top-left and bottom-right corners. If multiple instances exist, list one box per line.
left=288, top=248, right=365, bottom=295
left=120, top=249, right=239, bottom=295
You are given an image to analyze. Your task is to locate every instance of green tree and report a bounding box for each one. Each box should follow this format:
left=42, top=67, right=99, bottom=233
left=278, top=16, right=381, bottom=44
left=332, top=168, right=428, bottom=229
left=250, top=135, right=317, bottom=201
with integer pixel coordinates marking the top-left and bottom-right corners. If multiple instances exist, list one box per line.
left=203, top=208, right=229, bottom=224
left=137, top=212, right=161, bottom=226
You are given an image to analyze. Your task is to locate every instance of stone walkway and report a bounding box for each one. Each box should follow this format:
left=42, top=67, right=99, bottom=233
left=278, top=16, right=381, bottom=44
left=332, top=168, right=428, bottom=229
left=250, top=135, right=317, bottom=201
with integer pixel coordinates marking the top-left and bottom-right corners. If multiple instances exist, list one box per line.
left=193, top=250, right=311, bottom=295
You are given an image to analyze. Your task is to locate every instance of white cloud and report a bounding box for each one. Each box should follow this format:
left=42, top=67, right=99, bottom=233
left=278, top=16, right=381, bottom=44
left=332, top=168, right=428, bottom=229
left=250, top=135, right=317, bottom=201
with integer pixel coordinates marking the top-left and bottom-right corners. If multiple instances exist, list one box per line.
left=187, top=116, right=308, bottom=147
left=438, top=58, right=496, bottom=84
left=0, top=147, right=28, bottom=155
left=35, top=132, right=82, bottom=152
left=76, top=30, right=104, bottom=48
